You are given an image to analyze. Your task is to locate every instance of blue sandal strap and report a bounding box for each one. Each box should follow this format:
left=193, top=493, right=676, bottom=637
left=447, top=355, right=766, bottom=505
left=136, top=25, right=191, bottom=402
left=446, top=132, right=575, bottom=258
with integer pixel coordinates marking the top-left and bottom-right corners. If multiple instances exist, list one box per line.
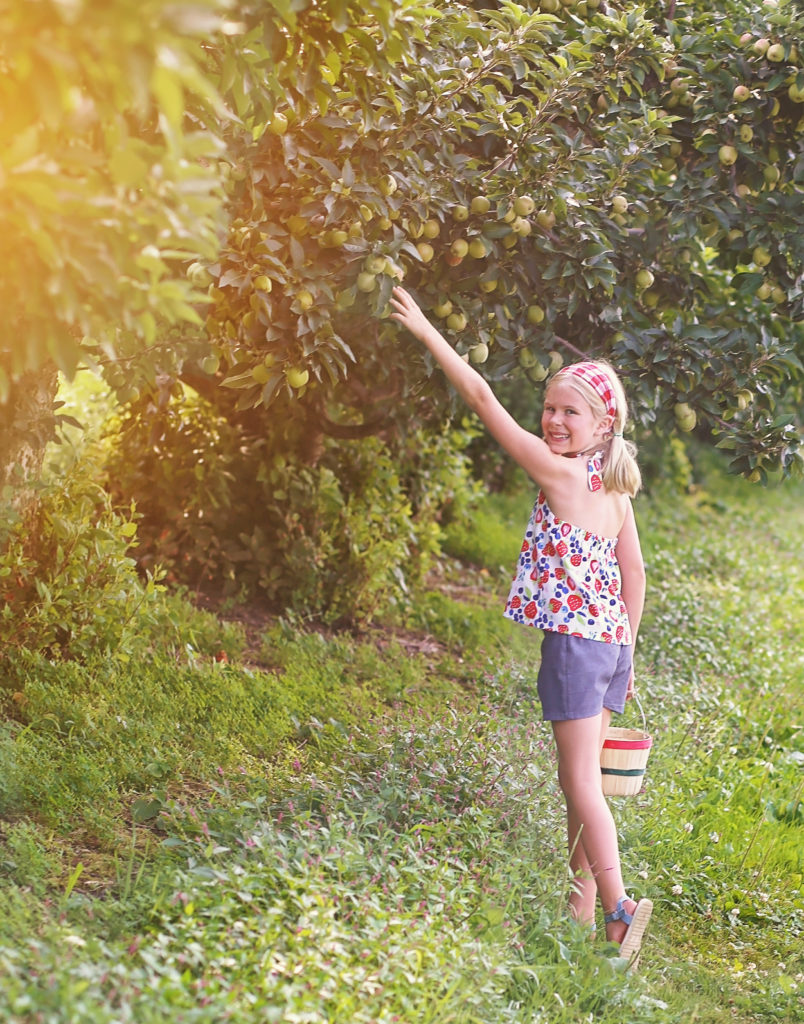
left=604, top=896, right=634, bottom=926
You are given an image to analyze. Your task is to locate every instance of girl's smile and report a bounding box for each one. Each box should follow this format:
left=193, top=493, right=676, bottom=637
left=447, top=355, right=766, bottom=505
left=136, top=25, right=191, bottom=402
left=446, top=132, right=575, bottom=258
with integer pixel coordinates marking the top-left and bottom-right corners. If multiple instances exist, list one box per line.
left=542, top=380, right=610, bottom=456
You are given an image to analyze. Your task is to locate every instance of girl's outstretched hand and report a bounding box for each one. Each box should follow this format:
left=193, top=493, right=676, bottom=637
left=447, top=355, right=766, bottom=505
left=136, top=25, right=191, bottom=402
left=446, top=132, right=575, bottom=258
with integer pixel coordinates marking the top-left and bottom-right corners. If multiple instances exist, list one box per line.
left=390, top=286, right=435, bottom=343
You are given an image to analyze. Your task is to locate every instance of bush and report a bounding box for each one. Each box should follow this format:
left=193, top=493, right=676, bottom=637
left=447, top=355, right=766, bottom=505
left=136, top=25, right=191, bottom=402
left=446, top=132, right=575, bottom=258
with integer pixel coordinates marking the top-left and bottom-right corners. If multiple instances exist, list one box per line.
left=0, top=462, right=160, bottom=665
left=102, top=386, right=480, bottom=624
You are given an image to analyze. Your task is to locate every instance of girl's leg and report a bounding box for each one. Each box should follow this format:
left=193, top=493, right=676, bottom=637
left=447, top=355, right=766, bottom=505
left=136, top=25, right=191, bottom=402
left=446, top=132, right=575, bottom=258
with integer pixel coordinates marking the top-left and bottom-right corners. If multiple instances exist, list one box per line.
left=552, top=712, right=636, bottom=944
left=566, top=709, right=612, bottom=926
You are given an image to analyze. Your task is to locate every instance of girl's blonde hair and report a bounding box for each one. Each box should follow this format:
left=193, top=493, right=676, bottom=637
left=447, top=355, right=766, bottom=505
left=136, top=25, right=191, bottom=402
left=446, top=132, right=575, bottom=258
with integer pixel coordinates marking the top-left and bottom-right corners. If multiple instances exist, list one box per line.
left=547, top=359, right=642, bottom=497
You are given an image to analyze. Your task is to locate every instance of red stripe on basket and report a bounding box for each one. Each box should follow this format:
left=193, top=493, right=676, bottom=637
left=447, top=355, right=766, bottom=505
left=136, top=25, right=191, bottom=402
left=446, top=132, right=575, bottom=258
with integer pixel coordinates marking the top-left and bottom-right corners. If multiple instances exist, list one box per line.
left=603, top=737, right=652, bottom=750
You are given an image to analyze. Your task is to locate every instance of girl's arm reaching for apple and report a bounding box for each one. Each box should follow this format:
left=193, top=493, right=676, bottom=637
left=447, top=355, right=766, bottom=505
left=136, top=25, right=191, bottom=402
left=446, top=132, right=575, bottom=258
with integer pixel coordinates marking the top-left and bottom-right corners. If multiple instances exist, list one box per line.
left=390, top=286, right=553, bottom=481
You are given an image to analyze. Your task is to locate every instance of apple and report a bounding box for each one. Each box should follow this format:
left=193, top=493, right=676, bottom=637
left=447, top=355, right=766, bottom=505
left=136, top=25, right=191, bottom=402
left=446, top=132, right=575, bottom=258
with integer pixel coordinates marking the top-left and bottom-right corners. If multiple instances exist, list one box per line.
left=450, top=238, right=469, bottom=259
left=479, top=278, right=498, bottom=293
left=253, top=275, right=272, bottom=292
left=673, top=402, right=697, bottom=432
left=548, top=350, right=563, bottom=372
left=200, top=354, right=220, bottom=375
left=756, top=280, right=772, bottom=300
left=518, top=349, right=537, bottom=368
left=736, top=389, right=753, bottom=410
left=187, top=262, right=213, bottom=287
left=770, top=285, right=786, bottom=303
left=268, top=112, right=289, bottom=135
left=753, top=38, right=770, bottom=55
left=732, top=85, right=750, bottom=102
left=364, top=255, right=387, bottom=275
left=286, top=367, right=309, bottom=389
left=469, top=342, right=489, bottom=364
left=611, top=195, right=629, bottom=214
left=433, top=299, right=453, bottom=318
left=416, top=242, right=435, bottom=263
left=512, top=217, right=532, bottom=237
left=452, top=204, right=469, bottom=222
left=357, top=271, right=378, bottom=292
left=446, top=312, right=467, bottom=331
left=789, top=82, right=804, bottom=103
left=471, top=195, right=491, bottom=214
left=468, top=237, right=488, bottom=258
left=766, top=43, right=785, bottom=62
left=735, top=183, right=752, bottom=198
left=251, top=364, right=271, bottom=384
left=752, top=245, right=771, bottom=267
left=502, top=232, right=519, bottom=249
left=718, top=145, right=738, bottom=166
left=379, top=174, right=398, bottom=196
left=513, top=195, right=535, bottom=216
left=540, top=0, right=560, bottom=12
left=422, top=219, right=440, bottom=239
left=527, top=304, right=545, bottom=324
left=536, top=209, right=556, bottom=230
left=528, top=362, right=549, bottom=382
left=635, top=268, right=655, bottom=290
left=740, top=32, right=753, bottom=46
left=738, top=124, right=754, bottom=142
left=763, top=165, right=780, bottom=185
left=296, top=289, right=314, bottom=310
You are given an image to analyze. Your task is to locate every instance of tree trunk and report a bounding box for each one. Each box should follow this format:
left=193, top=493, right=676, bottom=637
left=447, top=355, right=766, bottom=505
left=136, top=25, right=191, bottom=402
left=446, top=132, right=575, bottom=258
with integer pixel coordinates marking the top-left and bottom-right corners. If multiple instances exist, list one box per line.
left=0, top=365, right=60, bottom=515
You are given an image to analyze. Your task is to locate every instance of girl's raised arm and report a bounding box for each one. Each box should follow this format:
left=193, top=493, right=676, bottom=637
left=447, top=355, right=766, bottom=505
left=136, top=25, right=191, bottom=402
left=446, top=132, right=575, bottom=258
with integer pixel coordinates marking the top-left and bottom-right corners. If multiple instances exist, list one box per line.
left=390, top=286, right=557, bottom=484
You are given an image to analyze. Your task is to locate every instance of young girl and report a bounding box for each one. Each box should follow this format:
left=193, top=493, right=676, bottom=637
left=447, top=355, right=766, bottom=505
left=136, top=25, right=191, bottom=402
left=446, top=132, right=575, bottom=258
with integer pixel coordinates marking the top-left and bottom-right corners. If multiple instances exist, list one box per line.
left=390, top=285, right=652, bottom=965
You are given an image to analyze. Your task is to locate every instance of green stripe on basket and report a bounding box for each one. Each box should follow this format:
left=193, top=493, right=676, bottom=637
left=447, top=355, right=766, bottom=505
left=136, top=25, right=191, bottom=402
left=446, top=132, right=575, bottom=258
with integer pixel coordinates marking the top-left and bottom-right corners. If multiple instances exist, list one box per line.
left=600, top=767, right=646, bottom=777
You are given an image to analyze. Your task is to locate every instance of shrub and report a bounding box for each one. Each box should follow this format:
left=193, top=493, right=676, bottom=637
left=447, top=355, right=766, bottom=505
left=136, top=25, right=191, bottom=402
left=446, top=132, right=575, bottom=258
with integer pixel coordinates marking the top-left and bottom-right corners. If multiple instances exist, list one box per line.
left=102, top=387, right=480, bottom=624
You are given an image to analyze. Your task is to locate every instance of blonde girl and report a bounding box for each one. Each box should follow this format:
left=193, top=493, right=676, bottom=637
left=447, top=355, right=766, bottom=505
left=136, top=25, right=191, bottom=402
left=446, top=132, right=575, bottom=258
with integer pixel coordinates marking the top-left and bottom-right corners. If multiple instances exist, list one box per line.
left=390, top=285, right=652, bottom=965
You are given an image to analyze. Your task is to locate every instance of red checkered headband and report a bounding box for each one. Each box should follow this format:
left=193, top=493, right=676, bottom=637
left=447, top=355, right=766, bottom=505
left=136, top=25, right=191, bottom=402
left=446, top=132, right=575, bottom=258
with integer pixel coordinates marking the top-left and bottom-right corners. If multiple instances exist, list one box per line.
left=557, top=361, right=617, bottom=419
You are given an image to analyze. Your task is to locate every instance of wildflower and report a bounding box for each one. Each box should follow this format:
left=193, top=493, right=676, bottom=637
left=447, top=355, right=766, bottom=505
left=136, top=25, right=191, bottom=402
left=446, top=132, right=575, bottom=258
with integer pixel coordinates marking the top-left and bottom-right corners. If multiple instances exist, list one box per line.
left=709, top=831, right=720, bottom=843
left=671, top=884, right=683, bottom=896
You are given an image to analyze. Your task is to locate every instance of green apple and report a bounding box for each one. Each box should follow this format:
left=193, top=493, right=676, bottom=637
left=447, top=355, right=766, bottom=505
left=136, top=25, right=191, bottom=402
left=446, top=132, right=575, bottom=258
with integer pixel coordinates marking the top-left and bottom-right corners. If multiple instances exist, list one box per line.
left=738, top=124, right=754, bottom=142
left=770, top=285, right=786, bottom=303
left=527, top=304, right=545, bottom=324
left=512, top=217, right=532, bottom=237
left=286, top=367, right=309, bottom=389
left=611, top=195, right=629, bottom=215
left=356, top=272, right=378, bottom=292
left=763, top=165, right=780, bottom=185
left=446, top=312, right=467, bottom=331
left=251, top=363, right=272, bottom=384
left=422, top=219, right=441, bottom=239
left=416, top=242, right=435, bottom=263
left=253, top=275, right=272, bottom=292
left=548, top=350, right=563, bottom=372
left=450, top=238, right=469, bottom=259
left=268, top=112, right=289, bottom=135
left=433, top=299, right=453, bottom=318
left=468, top=238, right=488, bottom=258
left=518, top=349, right=537, bottom=368
left=379, top=173, right=398, bottom=196
left=788, top=82, right=804, bottom=103
left=513, top=195, right=535, bottom=216
left=766, top=43, right=785, bottom=62
left=756, top=280, right=772, bottom=300
left=479, top=278, right=498, bottom=293
left=536, top=209, right=556, bottom=230
left=471, top=195, right=491, bottom=214
left=528, top=361, right=549, bottom=382
left=673, top=402, right=697, bottom=432
left=200, top=354, right=220, bottom=375
left=718, top=145, right=738, bottom=166
left=469, top=342, right=489, bottom=364
left=296, top=289, right=314, bottom=310
left=635, top=268, right=655, bottom=290
left=752, top=245, right=771, bottom=267
left=452, top=204, right=469, bottom=222
left=732, top=85, right=750, bottom=102
left=364, top=255, right=387, bottom=275
left=736, top=389, right=753, bottom=410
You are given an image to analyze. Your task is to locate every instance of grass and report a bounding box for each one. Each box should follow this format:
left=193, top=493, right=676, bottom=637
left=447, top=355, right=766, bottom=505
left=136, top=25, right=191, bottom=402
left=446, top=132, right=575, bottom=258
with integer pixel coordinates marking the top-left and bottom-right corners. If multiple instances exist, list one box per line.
left=0, top=463, right=802, bottom=1022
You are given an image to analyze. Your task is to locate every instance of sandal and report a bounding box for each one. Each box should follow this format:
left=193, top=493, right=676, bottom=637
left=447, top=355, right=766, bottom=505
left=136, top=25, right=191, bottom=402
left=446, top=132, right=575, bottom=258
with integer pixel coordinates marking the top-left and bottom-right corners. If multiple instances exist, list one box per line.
left=604, top=895, right=653, bottom=968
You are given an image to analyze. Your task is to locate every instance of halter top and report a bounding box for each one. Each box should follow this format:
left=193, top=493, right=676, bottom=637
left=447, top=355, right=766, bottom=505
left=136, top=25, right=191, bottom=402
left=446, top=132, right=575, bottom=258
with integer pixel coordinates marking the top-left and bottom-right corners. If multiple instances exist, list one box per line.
left=502, top=454, right=632, bottom=644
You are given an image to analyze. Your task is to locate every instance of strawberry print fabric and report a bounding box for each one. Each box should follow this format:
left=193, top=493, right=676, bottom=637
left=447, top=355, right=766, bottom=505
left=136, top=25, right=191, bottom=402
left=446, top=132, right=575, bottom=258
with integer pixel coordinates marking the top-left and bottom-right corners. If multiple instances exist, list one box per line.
left=503, top=456, right=631, bottom=645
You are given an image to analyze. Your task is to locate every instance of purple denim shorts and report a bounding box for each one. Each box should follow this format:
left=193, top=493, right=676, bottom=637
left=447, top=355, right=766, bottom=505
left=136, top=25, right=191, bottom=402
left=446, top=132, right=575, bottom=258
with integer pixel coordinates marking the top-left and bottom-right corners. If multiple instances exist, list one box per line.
left=536, top=630, right=632, bottom=722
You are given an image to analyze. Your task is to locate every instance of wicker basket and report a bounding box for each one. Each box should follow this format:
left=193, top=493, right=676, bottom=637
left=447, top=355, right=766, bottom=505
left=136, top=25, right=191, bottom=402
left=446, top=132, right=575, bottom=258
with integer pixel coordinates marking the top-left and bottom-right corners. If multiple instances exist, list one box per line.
left=600, top=695, right=652, bottom=797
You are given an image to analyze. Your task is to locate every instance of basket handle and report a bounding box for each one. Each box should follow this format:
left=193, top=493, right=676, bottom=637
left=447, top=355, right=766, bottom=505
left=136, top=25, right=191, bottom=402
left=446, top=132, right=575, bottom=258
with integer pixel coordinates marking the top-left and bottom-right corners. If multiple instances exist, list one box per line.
left=631, top=689, right=648, bottom=733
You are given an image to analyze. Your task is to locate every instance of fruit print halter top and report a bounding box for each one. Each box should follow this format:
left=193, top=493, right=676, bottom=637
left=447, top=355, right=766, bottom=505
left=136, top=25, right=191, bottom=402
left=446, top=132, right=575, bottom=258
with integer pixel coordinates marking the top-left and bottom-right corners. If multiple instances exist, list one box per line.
left=502, top=453, right=632, bottom=645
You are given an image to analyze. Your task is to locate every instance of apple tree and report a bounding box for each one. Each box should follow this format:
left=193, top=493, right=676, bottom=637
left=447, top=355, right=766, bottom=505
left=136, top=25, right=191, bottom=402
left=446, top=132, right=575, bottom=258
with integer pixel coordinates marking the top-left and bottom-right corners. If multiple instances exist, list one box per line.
left=173, top=0, right=802, bottom=486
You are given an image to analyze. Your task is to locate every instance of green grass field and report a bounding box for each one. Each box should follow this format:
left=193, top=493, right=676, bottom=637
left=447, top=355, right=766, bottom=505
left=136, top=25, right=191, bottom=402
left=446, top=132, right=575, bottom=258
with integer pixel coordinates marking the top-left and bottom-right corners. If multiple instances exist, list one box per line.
left=0, top=464, right=802, bottom=1022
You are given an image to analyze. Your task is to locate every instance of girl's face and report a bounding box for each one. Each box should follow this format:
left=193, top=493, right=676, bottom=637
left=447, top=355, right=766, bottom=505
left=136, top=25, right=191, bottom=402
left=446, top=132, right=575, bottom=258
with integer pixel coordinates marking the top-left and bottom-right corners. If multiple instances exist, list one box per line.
left=542, top=380, right=611, bottom=456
